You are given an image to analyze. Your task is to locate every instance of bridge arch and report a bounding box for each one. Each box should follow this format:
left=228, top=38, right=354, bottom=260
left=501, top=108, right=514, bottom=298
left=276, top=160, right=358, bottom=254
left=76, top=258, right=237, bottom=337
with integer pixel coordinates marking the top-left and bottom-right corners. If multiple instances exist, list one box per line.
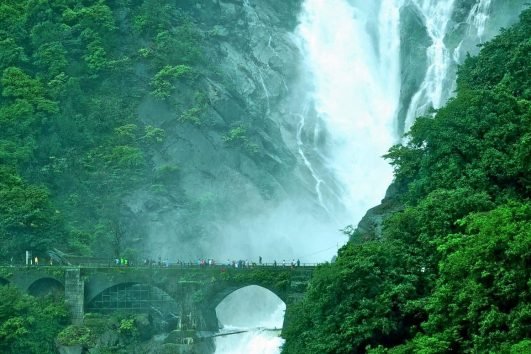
left=216, top=285, right=286, bottom=325
left=209, top=282, right=288, bottom=310
left=28, top=277, right=64, bottom=297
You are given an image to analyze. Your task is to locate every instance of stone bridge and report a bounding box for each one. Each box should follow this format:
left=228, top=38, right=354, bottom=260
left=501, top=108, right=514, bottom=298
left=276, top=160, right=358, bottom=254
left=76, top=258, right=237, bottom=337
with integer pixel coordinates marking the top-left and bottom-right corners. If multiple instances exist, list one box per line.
left=0, top=265, right=314, bottom=332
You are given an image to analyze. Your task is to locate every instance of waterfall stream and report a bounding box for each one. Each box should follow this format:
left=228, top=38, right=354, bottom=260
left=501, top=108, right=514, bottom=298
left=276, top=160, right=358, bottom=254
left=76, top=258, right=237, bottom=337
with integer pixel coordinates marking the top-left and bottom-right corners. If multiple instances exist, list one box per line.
left=296, top=0, right=402, bottom=222
left=404, top=0, right=457, bottom=130
left=296, top=108, right=328, bottom=212
left=467, top=0, right=493, bottom=41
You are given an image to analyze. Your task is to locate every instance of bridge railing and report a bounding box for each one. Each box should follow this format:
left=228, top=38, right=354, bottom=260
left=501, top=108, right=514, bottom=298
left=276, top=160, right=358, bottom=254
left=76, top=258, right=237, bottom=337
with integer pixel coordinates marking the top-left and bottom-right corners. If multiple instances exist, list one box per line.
left=0, top=262, right=320, bottom=269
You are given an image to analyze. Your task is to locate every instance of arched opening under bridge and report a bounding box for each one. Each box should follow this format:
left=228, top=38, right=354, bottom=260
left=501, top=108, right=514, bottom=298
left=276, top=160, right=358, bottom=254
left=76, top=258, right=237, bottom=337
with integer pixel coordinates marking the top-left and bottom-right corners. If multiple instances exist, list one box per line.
left=28, top=277, right=64, bottom=298
left=214, top=285, right=285, bottom=353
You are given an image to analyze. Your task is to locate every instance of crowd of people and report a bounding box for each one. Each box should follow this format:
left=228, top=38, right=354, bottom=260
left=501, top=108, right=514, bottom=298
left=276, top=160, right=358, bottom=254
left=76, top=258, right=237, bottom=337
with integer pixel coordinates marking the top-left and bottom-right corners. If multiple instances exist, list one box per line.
left=133, top=257, right=305, bottom=269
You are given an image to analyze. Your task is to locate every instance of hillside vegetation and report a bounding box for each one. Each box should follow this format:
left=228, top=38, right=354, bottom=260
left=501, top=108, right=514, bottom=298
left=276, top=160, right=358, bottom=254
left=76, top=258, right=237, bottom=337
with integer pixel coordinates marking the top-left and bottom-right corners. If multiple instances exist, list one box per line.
left=0, top=0, right=212, bottom=261
left=282, top=9, right=530, bottom=354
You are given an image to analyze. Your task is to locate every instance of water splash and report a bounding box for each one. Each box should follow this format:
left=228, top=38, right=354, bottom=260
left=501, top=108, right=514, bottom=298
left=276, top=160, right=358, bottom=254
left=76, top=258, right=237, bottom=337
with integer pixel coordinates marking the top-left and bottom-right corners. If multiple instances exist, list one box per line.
left=215, top=327, right=284, bottom=354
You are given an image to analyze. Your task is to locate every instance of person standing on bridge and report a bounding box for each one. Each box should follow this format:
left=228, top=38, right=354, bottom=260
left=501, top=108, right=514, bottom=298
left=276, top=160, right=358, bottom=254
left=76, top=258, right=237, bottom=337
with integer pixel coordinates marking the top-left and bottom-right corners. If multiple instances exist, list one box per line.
left=297, top=259, right=300, bottom=267
left=259, top=256, right=262, bottom=265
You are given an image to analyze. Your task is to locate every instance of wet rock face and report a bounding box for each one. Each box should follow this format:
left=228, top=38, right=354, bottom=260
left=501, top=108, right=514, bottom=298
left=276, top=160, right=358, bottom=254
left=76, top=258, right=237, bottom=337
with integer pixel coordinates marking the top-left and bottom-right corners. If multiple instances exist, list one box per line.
left=123, top=0, right=307, bottom=258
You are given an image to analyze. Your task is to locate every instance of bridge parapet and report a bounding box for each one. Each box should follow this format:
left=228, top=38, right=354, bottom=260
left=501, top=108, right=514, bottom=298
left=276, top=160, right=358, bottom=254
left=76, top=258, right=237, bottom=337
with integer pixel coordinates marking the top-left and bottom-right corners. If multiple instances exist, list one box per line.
left=0, top=266, right=65, bottom=291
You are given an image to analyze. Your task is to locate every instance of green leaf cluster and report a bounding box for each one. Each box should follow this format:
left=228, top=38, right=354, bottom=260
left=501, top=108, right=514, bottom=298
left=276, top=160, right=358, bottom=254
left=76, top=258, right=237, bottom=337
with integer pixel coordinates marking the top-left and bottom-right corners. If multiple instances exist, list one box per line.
left=150, top=64, right=191, bottom=99
left=0, top=286, right=68, bottom=354
left=223, top=125, right=260, bottom=154
left=56, top=324, right=96, bottom=347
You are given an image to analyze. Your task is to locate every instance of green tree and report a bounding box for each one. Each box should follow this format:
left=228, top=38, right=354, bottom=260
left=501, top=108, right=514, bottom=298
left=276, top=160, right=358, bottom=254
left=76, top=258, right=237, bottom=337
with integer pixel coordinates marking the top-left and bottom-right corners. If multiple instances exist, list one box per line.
left=0, top=38, right=27, bottom=69
left=2, top=67, right=58, bottom=113
left=0, top=286, right=68, bottom=354
left=405, top=203, right=530, bottom=353
left=0, top=167, right=67, bottom=259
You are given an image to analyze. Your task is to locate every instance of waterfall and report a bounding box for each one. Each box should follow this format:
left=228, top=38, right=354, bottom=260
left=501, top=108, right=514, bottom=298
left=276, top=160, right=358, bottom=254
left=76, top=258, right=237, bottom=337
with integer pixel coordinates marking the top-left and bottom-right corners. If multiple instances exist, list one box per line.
left=258, top=70, right=271, bottom=113
left=406, top=0, right=497, bottom=131
left=456, top=0, right=494, bottom=60
left=296, top=0, right=402, bottom=221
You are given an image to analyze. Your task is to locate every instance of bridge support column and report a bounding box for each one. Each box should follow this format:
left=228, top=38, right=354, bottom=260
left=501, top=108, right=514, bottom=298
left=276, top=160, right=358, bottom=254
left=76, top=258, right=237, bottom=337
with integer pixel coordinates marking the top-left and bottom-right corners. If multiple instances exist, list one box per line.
left=200, top=306, right=220, bottom=332
left=65, top=268, right=84, bottom=324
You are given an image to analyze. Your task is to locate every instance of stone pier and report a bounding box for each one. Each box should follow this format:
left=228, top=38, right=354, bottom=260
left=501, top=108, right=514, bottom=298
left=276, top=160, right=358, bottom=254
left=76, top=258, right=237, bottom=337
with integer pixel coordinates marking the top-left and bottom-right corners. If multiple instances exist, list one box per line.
left=64, top=267, right=84, bottom=324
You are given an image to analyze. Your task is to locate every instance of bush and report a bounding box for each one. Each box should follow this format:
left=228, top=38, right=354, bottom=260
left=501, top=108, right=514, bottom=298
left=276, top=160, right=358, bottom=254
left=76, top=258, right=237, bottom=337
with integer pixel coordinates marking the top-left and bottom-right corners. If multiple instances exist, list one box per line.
left=57, top=325, right=96, bottom=347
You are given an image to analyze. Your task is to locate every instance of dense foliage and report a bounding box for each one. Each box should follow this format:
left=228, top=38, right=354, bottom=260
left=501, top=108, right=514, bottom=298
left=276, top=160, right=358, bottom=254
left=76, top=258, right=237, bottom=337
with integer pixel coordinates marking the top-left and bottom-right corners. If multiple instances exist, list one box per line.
left=0, top=286, right=68, bottom=353
left=283, top=9, right=530, bottom=354
left=0, top=0, right=208, bottom=262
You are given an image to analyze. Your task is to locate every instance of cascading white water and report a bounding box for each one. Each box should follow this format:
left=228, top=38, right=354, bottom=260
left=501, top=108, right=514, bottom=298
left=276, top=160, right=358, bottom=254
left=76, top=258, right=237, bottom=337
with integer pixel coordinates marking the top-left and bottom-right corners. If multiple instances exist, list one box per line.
left=406, top=0, right=496, bottom=128
left=454, top=0, right=494, bottom=63
left=404, top=0, right=456, bottom=131
left=467, top=0, right=493, bottom=42
left=296, top=0, right=403, bottom=221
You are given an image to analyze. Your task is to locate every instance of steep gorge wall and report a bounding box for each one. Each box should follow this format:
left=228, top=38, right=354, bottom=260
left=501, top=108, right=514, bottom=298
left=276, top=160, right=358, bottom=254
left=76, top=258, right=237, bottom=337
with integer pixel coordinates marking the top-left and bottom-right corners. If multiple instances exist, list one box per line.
left=121, top=0, right=317, bottom=260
